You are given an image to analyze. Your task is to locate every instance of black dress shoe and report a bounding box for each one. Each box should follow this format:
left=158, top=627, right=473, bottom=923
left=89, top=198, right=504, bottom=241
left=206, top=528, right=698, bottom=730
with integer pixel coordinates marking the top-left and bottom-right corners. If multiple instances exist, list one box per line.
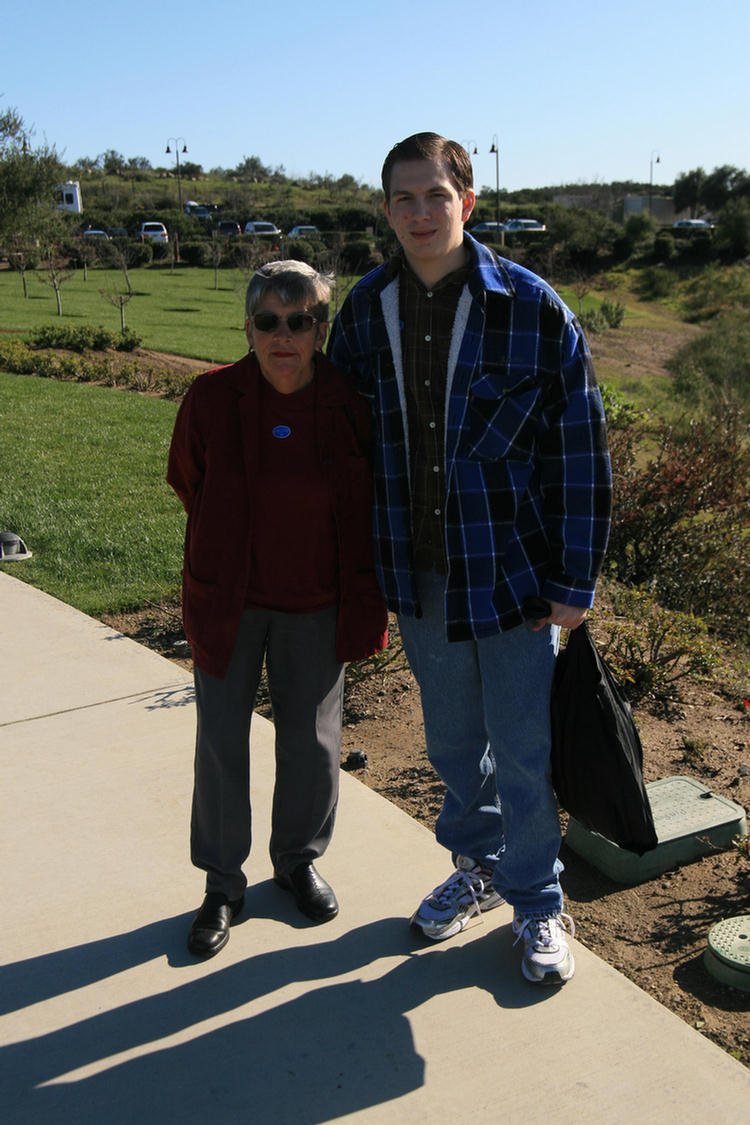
left=274, top=863, right=339, bottom=923
left=187, top=892, right=244, bottom=958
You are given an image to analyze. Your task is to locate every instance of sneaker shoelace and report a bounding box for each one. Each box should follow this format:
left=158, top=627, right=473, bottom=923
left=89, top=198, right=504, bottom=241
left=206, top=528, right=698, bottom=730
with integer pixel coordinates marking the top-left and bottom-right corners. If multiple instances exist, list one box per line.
left=513, top=912, right=575, bottom=949
left=432, top=865, right=493, bottom=915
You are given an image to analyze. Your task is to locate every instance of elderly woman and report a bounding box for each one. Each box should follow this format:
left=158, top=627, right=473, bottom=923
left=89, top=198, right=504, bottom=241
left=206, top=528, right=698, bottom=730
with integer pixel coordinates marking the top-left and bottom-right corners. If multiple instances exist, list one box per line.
left=168, top=260, right=387, bottom=958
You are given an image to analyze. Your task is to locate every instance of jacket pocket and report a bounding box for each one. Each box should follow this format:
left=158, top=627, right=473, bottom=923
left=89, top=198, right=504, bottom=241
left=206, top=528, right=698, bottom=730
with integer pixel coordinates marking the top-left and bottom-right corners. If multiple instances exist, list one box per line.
left=464, top=371, right=541, bottom=462
left=183, top=566, right=218, bottom=598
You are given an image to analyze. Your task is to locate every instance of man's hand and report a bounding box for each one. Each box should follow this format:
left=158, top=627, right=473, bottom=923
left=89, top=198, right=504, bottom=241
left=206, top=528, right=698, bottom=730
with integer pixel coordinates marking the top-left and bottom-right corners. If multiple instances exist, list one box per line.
left=531, top=600, right=588, bottom=632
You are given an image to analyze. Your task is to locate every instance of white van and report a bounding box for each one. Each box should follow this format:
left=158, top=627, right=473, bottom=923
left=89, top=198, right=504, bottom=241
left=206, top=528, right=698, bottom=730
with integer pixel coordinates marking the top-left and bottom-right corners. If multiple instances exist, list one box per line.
left=55, top=181, right=83, bottom=213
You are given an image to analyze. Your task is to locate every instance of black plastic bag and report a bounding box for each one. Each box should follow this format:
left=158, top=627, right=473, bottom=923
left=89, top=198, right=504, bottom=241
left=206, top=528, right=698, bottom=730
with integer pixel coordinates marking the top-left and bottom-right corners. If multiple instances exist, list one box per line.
left=550, top=622, right=658, bottom=855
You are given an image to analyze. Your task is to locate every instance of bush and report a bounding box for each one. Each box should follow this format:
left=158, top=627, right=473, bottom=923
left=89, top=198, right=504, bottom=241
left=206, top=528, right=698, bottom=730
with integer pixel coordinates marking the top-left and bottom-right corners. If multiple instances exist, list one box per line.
left=127, top=240, right=153, bottom=267
left=599, top=383, right=642, bottom=430
left=715, top=198, right=750, bottom=261
left=652, top=232, right=675, bottom=262
left=27, top=324, right=141, bottom=352
left=606, top=414, right=750, bottom=643
left=600, top=299, right=625, bottom=327
left=338, top=238, right=382, bottom=273
left=579, top=299, right=625, bottom=335
left=599, top=586, right=717, bottom=701
left=637, top=265, right=675, bottom=300
left=284, top=238, right=322, bottom=266
left=579, top=309, right=608, bottom=334
left=179, top=240, right=213, bottom=267
left=667, top=311, right=749, bottom=422
left=150, top=241, right=171, bottom=262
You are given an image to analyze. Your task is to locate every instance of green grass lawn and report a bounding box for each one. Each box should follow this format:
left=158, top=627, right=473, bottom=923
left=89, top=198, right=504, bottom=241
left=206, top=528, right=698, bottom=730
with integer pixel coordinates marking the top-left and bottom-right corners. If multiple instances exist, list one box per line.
left=0, top=372, right=184, bottom=614
left=0, top=266, right=248, bottom=365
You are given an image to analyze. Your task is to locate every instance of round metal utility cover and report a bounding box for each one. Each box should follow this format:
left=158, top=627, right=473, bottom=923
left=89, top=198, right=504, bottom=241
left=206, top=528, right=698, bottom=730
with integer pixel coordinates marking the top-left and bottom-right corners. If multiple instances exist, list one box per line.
left=0, top=532, right=32, bottom=561
left=704, top=915, right=750, bottom=992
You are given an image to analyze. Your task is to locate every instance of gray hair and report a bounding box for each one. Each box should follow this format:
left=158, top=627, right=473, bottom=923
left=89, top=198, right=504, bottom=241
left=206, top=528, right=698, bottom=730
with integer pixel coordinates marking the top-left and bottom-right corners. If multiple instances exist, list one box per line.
left=245, top=260, right=332, bottom=324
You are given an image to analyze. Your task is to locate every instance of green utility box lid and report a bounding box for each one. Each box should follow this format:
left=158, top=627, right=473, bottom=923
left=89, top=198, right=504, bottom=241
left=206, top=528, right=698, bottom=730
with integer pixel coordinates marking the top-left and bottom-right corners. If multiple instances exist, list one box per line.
left=704, top=916, right=750, bottom=992
left=565, top=775, right=747, bottom=884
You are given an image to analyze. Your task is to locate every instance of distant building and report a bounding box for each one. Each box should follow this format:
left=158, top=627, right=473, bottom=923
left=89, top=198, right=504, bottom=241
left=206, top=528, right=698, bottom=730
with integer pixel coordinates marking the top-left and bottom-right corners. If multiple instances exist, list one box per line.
left=622, top=195, right=674, bottom=224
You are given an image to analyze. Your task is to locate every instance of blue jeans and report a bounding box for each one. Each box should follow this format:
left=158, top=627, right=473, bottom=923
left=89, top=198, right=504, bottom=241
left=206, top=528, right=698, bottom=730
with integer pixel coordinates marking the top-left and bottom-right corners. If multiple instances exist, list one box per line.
left=398, top=571, right=563, bottom=918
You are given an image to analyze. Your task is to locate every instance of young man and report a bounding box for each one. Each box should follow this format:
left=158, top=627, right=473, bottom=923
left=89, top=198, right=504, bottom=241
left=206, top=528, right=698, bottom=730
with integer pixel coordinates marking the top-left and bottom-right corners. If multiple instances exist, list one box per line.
left=329, top=133, right=612, bottom=984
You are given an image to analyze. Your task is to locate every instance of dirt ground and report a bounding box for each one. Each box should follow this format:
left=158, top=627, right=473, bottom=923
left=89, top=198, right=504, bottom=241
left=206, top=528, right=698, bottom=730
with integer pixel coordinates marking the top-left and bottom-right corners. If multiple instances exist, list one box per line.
left=95, top=308, right=748, bottom=1067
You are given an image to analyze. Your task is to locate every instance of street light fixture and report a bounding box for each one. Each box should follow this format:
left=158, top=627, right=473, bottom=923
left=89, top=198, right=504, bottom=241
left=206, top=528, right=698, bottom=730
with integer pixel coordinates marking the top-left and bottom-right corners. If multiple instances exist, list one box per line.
left=649, top=149, right=661, bottom=218
left=489, top=135, right=501, bottom=235
left=166, top=137, right=188, bottom=211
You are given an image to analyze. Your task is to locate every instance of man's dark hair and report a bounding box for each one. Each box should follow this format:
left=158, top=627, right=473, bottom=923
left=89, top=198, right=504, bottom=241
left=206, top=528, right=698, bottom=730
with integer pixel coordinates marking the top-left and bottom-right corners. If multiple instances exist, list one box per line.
left=381, top=133, right=474, bottom=200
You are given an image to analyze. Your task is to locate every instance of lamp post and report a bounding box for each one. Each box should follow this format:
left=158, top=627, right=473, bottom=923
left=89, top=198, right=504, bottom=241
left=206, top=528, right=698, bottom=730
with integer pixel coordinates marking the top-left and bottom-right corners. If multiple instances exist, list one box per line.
left=166, top=137, right=188, bottom=211
left=489, top=135, right=502, bottom=244
left=649, top=149, right=660, bottom=218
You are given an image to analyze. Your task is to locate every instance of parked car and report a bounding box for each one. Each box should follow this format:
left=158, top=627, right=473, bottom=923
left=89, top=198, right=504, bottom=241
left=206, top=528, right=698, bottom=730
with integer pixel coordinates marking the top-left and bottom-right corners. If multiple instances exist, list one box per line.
left=504, top=218, right=546, bottom=232
left=215, top=220, right=241, bottom=238
left=244, top=220, right=281, bottom=236
left=107, top=226, right=128, bottom=239
left=138, top=221, right=169, bottom=243
left=673, top=218, right=713, bottom=230
left=83, top=229, right=110, bottom=240
left=469, top=221, right=506, bottom=234
left=185, top=201, right=215, bottom=219
left=287, top=224, right=320, bottom=239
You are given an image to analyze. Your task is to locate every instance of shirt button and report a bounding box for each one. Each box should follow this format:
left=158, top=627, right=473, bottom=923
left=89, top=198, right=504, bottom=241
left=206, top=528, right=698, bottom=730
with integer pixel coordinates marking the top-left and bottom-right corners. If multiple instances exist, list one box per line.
left=424, top=334, right=431, bottom=342
left=426, top=291, right=433, bottom=298
left=432, top=465, right=440, bottom=473
left=429, top=421, right=436, bottom=429
left=434, top=508, right=441, bottom=516
left=424, top=379, right=431, bottom=386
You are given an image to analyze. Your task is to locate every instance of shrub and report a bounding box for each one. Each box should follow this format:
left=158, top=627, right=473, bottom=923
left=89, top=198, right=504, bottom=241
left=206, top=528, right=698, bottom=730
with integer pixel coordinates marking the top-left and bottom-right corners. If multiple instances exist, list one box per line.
left=606, top=414, right=750, bottom=643
left=0, top=337, right=38, bottom=373
left=27, top=324, right=141, bottom=352
left=653, top=232, right=675, bottom=262
left=127, top=240, right=153, bottom=267
left=599, top=586, right=716, bottom=701
left=715, top=198, right=750, bottom=261
left=667, top=311, right=749, bottom=423
left=579, top=309, right=608, bottom=334
left=599, top=383, right=642, bottom=430
left=637, top=265, right=675, bottom=300
left=599, top=299, right=626, bottom=328
left=150, top=241, right=170, bottom=262
left=338, top=238, right=382, bottom=273
left=284, top=238, right=320, bottom=266
left=179, top=240, right=213, bottom=268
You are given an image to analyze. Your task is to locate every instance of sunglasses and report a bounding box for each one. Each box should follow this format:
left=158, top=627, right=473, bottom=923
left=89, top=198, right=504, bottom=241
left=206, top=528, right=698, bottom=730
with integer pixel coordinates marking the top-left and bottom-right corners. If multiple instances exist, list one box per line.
left=252, top=311, right=317, bottom=335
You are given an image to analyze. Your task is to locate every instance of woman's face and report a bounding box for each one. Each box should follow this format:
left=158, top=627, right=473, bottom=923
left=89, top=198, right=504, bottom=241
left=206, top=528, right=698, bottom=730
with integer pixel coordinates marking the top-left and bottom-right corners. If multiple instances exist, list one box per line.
left=245, top=291, right=327, bottom=394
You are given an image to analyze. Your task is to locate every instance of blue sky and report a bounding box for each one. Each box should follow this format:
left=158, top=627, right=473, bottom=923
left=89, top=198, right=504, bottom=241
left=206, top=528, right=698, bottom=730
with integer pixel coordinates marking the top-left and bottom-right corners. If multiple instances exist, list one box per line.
left=4, top=0, right=748, bottom=192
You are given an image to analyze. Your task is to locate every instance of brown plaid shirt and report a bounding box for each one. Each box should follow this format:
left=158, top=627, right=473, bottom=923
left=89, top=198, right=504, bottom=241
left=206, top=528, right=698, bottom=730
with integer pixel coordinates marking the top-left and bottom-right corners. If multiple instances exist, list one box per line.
left=397, top=255, right=470, bottom=572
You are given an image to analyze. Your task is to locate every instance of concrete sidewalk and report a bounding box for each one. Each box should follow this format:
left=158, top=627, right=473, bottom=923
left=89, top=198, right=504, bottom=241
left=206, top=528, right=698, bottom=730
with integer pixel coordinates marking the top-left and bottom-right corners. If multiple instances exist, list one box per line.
left=1, top=570, right=747, bottom=1123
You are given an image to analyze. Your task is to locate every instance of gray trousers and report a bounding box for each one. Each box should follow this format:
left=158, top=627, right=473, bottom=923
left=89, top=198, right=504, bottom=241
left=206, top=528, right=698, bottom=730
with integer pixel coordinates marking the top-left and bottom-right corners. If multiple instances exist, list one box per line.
left=191, top=605, right=344, bottom=899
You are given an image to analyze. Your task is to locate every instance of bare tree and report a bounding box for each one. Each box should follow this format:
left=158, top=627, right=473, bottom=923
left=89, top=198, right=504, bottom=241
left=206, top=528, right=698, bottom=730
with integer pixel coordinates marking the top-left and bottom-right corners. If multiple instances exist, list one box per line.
left=37, top=244, right=73, bottom=316
left=100, top=286, right=133, bottom=331
left=210, top=231, right=224, bottom=290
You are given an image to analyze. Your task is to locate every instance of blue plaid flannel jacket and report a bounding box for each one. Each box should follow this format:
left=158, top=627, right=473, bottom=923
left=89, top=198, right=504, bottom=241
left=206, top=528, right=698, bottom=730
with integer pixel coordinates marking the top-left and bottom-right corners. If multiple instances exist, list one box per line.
left=328, top=235, right=612, bottom=641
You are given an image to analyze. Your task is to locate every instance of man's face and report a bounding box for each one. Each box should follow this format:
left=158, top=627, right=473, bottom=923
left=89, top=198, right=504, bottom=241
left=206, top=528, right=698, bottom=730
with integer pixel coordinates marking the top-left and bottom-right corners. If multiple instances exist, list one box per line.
left=384, top=157, right=475, bottom=272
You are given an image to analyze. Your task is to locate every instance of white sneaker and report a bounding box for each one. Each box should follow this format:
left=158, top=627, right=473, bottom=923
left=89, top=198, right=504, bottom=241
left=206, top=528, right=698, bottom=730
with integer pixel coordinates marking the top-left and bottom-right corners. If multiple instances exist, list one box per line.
left=512, top=912, right=575, bottom=984
left=411, top=855, right=503, bottom=941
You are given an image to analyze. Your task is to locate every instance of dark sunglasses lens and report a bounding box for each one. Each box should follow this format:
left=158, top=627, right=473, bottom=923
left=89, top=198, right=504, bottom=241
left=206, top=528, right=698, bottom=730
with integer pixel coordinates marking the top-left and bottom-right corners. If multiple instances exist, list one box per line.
left=252, top=312, right=316, bottom=334
left=287, top=314, right=315, bottom=333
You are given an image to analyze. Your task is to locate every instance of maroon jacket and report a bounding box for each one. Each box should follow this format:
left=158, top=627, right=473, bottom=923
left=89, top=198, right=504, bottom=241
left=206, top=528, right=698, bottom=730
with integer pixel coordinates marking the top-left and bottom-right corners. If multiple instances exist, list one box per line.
left=167, top=352, right=388, bottom=678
